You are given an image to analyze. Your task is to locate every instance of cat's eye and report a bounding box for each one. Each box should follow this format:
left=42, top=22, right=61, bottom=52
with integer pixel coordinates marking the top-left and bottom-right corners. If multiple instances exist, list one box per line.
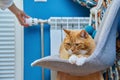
left=66, top=43, right=71, bottom=46
left=75, top=43, right=79, bottom=46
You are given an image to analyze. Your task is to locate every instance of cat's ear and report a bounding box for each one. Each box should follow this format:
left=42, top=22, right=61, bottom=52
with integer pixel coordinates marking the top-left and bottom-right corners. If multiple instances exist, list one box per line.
left=63, top=29, right=70, bottom=35
left=79, top=30, right=88, bottom=38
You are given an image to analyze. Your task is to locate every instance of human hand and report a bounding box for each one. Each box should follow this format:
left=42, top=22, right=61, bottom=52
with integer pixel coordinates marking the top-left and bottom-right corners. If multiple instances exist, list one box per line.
left=8, top=3, right=29, bottom=27
left=15, top=9, right=30, bottom=27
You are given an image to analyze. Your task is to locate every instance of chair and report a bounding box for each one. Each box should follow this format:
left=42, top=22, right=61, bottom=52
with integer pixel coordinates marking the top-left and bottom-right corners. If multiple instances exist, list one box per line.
left=31, top=0, right=120, bottom=76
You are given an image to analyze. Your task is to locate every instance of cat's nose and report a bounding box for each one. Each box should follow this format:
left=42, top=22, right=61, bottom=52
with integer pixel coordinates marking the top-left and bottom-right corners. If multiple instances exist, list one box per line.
left=71, top=47, right=74, bottom=51
left=71, top=49, right=74, bottom=52
left=71, top=50, right=76, bottom=54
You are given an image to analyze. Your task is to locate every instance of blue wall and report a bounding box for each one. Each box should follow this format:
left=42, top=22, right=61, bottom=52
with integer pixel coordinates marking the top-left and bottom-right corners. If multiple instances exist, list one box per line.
left=24, top=0, right=89, bottom=80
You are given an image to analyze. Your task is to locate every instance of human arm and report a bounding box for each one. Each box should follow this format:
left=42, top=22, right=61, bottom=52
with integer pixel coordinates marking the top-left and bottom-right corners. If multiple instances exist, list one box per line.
left=8, top=3, right=29, bottom=27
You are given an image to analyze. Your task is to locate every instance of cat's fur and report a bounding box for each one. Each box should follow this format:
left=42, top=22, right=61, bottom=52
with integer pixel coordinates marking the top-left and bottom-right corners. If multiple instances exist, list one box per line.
left=59, top=29, right=96, bottom=65
left=57, top=29, right=104, bottom=80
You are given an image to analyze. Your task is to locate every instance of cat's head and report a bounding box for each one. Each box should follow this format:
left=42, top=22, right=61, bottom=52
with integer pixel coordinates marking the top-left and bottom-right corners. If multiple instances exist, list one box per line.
left=63, top=29, right=92, bottom=55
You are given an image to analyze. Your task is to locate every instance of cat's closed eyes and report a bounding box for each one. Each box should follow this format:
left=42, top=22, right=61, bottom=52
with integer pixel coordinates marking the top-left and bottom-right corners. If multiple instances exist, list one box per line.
left=59, top=29, right=96, bottom=65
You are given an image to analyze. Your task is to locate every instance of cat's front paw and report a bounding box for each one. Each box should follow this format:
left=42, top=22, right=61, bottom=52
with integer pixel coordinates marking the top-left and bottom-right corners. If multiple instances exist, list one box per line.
left=76, top=57, right=87, bottom=66
left=69, top=55, right=78, bottom=64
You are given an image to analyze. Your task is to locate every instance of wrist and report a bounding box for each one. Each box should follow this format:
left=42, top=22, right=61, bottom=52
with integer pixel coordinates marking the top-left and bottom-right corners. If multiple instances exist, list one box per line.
left=8, top=3, right=20, bottom=16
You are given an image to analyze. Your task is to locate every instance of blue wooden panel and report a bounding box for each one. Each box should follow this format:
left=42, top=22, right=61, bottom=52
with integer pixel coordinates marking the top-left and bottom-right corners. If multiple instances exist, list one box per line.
left=24, top=0, right=89, bottom=80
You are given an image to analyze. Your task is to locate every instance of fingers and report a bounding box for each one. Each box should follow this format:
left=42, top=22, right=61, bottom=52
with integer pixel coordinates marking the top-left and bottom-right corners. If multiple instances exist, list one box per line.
left=22, top=12, right=30, bottom=18
left=21, top=12, right=30, bottom=27
left=16, top=11, right=30, bottom=27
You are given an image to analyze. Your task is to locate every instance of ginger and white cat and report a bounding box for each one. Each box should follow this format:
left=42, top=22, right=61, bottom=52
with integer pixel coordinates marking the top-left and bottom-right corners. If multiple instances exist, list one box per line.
left=57, top=29, right=104, bottom=80
left=59, top=29, right=96, bottom=65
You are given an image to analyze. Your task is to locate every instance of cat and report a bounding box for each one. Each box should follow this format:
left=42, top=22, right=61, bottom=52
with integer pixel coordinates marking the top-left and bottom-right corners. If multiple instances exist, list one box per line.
left=57, top=29, right=104, bottom=80
left=59, top=29, right=96, bottom=65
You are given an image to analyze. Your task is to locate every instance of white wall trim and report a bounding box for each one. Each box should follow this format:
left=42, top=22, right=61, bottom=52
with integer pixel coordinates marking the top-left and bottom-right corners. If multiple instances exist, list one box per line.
left=14, top=0, right=24, bottom=80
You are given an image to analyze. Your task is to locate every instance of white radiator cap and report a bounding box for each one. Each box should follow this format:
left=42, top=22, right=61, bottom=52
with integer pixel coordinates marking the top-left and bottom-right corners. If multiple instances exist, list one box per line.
left=25, top=18, right=39, bottom=26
